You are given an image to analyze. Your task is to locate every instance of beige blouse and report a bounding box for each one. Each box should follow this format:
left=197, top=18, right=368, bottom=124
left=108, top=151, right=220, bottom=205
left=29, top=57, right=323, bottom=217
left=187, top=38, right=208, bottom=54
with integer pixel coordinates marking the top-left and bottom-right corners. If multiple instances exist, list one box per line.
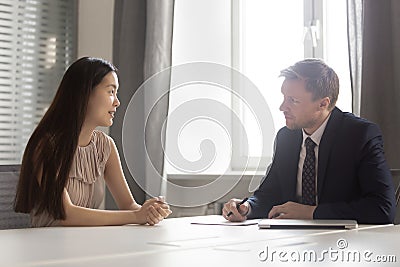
left=31, top=130, right=111, bottom=227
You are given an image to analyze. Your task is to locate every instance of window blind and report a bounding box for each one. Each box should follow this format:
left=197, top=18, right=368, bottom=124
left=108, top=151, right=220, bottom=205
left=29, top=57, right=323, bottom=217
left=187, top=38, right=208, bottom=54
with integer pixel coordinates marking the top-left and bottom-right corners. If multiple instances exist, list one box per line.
left=0, top=0, right=77, bottom=164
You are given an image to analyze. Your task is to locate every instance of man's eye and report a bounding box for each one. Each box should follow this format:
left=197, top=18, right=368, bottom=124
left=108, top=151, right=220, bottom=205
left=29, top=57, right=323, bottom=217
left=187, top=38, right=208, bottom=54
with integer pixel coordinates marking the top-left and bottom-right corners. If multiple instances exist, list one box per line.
left=290, top=98, right=300, bottom=104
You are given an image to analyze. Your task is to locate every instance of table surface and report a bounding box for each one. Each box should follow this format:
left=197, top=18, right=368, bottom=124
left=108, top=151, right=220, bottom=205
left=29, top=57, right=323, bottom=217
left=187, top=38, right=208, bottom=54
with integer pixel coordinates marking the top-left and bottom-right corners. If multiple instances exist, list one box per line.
left=0, top=215, right=398, bottom=267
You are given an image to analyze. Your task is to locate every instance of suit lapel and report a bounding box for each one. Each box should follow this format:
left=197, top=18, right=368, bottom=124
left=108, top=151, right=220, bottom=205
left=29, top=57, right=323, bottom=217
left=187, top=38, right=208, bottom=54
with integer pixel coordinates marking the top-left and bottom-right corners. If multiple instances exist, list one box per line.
left=317, top=107, right=343, bottom=198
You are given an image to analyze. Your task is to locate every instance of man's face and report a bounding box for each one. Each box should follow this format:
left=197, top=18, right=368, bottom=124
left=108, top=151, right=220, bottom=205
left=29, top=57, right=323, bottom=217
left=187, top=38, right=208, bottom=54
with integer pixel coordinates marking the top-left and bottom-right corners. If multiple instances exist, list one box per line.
left=279, top=79, right=326, bottom=134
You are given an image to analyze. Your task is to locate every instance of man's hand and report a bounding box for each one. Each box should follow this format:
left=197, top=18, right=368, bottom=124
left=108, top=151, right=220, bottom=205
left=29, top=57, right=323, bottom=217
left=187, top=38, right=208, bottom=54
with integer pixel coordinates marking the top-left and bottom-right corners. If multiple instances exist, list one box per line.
left=267, top=201, right=316, bottom=219
left=222, top=198, right=250, bottom=222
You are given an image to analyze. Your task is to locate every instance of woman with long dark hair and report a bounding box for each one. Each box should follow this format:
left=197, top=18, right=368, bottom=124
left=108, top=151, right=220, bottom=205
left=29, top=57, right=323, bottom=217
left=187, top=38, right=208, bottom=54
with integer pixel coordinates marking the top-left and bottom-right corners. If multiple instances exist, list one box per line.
left=14, top=57, right=171, bottom=226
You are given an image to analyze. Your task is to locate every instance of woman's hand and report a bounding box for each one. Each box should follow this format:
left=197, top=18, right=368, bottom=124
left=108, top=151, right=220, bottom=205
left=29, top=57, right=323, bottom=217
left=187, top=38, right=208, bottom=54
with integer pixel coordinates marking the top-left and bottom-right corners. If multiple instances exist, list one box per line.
left=135, top=197, right=172, bottom=225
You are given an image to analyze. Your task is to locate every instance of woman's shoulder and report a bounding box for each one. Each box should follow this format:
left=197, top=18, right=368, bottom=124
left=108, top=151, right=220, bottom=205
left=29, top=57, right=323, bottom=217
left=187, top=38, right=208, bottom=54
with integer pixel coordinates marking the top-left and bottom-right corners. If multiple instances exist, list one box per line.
left=70, top=130, right=113, bottom=182
left=92, top=130, right=114, bottom=145
left=91, top=130, right=114, bottom=161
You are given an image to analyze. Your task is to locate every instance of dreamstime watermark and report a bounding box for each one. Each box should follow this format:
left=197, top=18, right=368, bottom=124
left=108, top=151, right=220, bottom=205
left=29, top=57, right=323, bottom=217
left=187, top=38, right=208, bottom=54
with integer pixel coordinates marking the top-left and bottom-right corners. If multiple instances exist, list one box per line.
left=122, top=62, right=275, bottom=207
left=258, top=238, right=397, bottom=263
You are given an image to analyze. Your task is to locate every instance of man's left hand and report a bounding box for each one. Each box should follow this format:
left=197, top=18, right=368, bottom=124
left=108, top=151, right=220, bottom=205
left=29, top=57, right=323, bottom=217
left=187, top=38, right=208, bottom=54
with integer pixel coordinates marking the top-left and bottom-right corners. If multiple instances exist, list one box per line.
left=267, top=201, right=316, bottom=219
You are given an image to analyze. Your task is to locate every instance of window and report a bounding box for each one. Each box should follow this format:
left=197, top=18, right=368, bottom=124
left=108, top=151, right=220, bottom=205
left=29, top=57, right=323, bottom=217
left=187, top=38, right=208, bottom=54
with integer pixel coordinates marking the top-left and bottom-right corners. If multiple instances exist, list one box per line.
left=0, top=0, right=77, bottom=164
left=166, top=0, right=232, bottom=174
left=232, top=0, right=352, bottom=170
left=166, top=0, right=351, bottom=174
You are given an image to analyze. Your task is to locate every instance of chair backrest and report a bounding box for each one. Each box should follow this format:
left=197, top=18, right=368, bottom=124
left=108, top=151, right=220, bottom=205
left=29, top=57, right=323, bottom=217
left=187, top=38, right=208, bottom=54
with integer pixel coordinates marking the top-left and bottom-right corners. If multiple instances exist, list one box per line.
left=391, top=169, right=400, bottom=224
left=0, top=165, right=30, bottom=229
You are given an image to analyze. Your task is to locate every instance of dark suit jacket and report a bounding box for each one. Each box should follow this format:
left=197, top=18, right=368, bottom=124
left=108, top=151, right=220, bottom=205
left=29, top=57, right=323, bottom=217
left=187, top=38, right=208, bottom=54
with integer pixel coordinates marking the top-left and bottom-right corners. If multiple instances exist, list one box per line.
left=247, top=107, right=396, bottom=224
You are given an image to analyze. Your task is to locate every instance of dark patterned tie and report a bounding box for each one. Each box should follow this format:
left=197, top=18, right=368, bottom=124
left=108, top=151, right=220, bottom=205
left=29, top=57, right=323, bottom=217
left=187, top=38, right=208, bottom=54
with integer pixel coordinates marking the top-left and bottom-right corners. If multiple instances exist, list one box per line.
left=302, top=137, right=317, bottom=205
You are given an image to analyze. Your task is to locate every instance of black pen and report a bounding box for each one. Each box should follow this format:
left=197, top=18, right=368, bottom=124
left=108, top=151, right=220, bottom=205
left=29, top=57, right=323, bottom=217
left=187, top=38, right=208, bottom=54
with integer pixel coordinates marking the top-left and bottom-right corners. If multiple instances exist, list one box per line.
left=227, top=197, right=248, bottom=217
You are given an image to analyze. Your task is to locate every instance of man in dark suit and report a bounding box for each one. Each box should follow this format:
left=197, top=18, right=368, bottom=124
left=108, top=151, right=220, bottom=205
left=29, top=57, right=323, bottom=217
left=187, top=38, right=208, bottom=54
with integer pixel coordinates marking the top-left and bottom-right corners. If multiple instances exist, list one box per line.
left=223, top=59, right=395, bottom=224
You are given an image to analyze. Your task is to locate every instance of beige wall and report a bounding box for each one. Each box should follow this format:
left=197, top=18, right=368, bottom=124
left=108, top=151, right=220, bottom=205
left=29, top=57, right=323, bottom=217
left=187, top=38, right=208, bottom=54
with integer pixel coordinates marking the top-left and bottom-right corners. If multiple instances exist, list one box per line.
left=77, top=0, right=114, bottom=61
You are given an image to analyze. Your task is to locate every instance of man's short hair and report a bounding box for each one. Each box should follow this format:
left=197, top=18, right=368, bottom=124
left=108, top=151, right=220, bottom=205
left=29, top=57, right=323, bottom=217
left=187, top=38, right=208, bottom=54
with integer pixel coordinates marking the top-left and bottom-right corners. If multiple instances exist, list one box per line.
left=280, top=58, right=339, bottom=110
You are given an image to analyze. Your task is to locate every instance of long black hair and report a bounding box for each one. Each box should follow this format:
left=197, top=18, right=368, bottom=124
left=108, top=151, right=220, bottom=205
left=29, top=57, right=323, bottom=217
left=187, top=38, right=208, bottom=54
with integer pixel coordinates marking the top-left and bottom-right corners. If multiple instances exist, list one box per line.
left=14, top=57, right=117, bottom=220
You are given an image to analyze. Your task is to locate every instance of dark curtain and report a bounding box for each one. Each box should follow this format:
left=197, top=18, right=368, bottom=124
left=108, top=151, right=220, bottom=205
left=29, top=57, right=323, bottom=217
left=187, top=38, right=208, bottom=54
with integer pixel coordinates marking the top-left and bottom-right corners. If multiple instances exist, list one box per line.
left=360, top=0, right=400, bottom=169
left=109, top=0, right=174, bottom=207
left=110, top=0, right=147, bottom=207
left=143, top=0, right=174, bottom=198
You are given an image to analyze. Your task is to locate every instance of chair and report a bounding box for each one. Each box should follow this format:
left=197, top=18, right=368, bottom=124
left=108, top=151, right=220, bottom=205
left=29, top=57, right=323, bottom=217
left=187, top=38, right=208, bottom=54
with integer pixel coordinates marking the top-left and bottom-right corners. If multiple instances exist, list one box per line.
left=0, top=165, right=30, bottom=229
left=391, top=169, right=400, bottom=224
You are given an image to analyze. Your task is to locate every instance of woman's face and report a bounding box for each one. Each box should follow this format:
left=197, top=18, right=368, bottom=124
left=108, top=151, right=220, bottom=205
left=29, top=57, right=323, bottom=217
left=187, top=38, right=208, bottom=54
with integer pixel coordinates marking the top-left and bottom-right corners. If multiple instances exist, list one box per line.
left=85, top=71, right=120, bottom=128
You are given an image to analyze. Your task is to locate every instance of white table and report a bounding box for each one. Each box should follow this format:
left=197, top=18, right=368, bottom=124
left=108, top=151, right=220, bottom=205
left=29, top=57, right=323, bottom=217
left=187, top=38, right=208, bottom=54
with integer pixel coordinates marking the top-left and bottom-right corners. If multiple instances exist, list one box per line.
left=0, top=215, right=397, bottom=267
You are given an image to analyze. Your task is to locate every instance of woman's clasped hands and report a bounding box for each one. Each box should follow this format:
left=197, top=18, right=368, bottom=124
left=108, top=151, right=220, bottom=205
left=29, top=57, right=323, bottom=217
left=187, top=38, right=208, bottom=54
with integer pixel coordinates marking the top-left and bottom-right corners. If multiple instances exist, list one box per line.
left=135, top=196, right=172, bottom=225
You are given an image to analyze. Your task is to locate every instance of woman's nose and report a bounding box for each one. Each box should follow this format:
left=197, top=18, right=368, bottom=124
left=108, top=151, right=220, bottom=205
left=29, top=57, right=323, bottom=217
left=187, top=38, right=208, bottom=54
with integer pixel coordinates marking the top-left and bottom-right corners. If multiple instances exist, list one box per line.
left=114, top=96, right=120, bottom=107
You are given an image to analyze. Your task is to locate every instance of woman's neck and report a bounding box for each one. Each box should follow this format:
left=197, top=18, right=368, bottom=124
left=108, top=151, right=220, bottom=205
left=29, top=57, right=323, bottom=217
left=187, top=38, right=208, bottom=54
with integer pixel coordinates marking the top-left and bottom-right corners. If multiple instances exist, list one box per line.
left=78, top=126, right=95, bottom=147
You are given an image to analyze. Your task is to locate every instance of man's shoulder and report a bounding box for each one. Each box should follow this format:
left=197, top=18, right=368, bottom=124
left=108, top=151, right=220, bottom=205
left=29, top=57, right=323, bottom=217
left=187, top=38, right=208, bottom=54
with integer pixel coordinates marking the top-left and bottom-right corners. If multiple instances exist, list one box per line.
left=339, top=110, right=379, bottom=131
left=331, top=108, right=381, bottom=137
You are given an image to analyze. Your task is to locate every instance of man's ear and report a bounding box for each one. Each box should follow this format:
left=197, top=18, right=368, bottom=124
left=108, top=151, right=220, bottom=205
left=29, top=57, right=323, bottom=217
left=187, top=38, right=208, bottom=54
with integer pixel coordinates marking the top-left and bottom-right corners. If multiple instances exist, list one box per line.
left=319, top=97, right=330, bottom=110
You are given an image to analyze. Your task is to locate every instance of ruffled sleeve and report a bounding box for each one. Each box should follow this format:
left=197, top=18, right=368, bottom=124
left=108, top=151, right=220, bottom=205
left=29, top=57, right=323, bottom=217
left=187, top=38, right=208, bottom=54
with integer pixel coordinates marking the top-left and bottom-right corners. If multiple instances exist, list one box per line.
left=69, top=130, right=111, bottom=184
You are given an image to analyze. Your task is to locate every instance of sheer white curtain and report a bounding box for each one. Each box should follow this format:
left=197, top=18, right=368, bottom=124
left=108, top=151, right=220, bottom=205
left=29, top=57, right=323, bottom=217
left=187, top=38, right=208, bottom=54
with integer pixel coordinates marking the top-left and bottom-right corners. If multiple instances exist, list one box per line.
left=347, top=0, right=363, bottom=116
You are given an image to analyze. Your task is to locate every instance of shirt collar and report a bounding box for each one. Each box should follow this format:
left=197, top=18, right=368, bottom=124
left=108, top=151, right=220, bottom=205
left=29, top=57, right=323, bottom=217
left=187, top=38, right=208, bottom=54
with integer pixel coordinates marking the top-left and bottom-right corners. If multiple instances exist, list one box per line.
left=302, top=112, right=332, bottom=146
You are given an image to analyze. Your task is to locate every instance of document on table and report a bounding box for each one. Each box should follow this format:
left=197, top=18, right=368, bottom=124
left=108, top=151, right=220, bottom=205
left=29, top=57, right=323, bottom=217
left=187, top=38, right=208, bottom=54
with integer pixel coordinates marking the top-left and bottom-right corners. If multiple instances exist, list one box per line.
left=190, top=215, right=260, bottom=226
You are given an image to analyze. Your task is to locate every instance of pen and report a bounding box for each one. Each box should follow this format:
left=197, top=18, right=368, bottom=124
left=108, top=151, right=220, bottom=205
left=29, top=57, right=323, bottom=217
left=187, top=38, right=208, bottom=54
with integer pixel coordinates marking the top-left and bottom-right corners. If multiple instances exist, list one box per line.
left=227, top=197, right=248, bottom=217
